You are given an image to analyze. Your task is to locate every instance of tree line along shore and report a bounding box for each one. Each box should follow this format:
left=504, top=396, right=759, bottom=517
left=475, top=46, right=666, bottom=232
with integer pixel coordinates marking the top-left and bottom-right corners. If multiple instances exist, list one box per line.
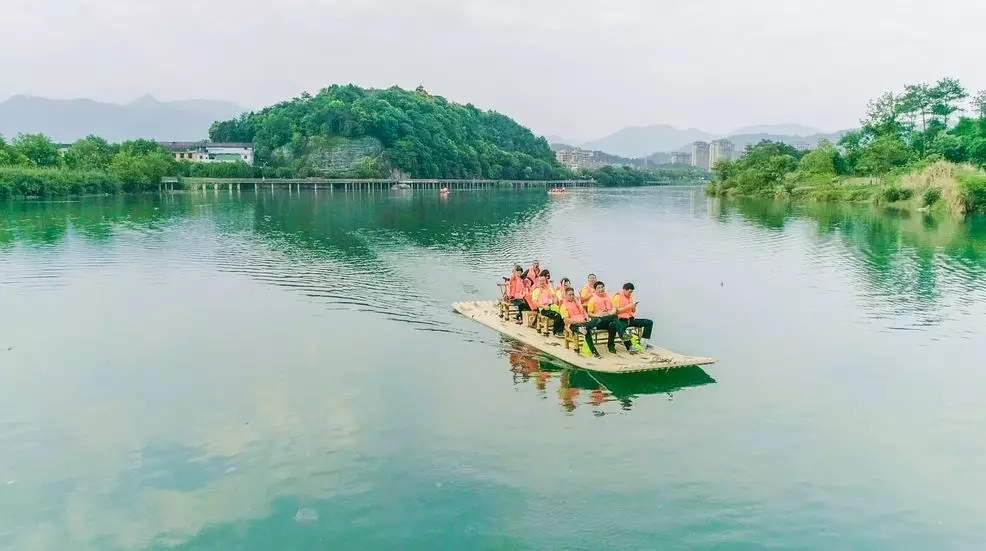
left=0, top=85, right=705, bottom=199
left=706, top=78, right=986, bottom=216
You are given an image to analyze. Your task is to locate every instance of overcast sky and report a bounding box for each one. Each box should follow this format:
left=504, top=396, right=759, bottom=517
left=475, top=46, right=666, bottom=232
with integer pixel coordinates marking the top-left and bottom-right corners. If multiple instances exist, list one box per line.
left=3, top=0, right=985, bottom=141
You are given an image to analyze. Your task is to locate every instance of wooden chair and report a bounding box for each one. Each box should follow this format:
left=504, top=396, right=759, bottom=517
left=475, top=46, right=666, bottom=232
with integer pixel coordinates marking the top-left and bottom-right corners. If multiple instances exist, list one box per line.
left=535, top=312, right=555, bottom=336
left=497, top=284, right=519, bottom=321
left=564, top=323, right=644, bottom=352
left=522, top=310, right=538, bottom=328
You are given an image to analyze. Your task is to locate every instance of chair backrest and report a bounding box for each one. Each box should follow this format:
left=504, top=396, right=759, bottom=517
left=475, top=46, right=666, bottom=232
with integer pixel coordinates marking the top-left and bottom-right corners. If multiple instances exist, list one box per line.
left=497, top=283, right=508, bottom=298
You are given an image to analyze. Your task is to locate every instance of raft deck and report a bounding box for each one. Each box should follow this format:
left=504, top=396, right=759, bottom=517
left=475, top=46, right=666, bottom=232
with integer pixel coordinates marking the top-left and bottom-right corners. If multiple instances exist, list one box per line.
left=452, top=300, right=716, bottom=374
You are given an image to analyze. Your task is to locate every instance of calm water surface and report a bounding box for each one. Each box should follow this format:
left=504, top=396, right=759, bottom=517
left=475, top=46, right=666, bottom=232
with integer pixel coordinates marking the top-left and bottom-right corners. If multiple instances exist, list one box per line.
left=1, top=187, right=985, bottom=550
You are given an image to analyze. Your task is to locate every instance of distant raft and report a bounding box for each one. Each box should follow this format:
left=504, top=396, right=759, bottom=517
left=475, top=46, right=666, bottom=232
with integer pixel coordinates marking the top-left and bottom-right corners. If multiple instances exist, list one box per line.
left=452, top=300, right=716, bottom=374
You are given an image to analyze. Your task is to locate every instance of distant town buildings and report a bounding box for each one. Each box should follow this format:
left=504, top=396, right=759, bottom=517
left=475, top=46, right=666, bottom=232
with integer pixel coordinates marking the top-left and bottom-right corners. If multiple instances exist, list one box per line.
left=793, top=141, right=810, bottom=152
left=709, top=139, right=735, bottom=168
left=670, top=151, right=692, bottom=165
left=159, top=141, right=254, bottom=165
left=691, top=141, right=710, bottom=170
left=555, top=148, right=603, bottom=170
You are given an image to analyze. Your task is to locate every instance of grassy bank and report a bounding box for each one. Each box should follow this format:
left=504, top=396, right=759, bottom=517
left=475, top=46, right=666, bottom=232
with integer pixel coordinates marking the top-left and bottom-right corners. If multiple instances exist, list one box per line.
left=707, top=160, right=986, bottom=216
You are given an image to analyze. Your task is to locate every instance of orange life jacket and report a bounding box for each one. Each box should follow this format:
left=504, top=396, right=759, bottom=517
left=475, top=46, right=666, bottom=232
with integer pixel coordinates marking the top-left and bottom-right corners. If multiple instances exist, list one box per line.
left=526, top=265, right=541, bottom=284
left=560, top=298, right=588, bottom=323
left=586, top=292, right=613, bottom=316
left=507, top=274, right=526, bottom=300
left=524, top=288, right=536, bottom=310
left=533, top=284, right=556, bottom=308
left=580, top=284, right=594, bottom=304
left=613, top=290, right=636, bottom=319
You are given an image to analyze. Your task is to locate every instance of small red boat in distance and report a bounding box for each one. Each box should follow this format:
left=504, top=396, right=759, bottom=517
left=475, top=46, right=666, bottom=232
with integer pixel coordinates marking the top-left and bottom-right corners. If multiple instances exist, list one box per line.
left=547, top=187, right=566, bottom=195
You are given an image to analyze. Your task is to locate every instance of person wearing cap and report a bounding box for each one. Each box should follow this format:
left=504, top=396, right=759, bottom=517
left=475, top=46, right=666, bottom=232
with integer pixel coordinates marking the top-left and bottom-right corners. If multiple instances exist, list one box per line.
left=612, top=282, right=653, bottom=350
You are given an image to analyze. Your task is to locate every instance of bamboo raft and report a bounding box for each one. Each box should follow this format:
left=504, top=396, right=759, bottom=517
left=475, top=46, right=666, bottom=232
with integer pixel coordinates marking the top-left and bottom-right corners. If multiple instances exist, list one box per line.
left=452, top=300, right=716, bottom=374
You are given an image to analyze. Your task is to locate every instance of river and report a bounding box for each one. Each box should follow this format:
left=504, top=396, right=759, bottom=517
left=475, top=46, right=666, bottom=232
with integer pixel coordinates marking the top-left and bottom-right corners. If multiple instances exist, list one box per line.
left=1, top=187, right=985, bottom=550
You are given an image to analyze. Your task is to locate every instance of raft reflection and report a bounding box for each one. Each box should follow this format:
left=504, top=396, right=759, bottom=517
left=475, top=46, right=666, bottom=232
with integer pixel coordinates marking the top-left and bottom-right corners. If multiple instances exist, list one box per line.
left=501, top=341, right=716, bottom=414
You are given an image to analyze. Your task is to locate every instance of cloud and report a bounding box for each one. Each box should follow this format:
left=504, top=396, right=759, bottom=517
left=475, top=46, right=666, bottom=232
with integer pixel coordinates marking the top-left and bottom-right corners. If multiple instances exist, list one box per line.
left=2, top=0, right=985, bottom=140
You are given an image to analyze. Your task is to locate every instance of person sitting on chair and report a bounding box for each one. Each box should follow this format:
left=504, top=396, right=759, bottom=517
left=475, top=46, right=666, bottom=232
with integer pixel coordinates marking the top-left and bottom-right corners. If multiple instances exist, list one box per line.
left=532, top=274, right=564, bottom=336
left=505, top=265, right=529, bottom=323
left=559, top=287, right=600, bottom=358
left=612, top=282, right=654, bottom=350
left=585, top=281, right=637, bottom=355
left=580, top=273, right=598, bottom=305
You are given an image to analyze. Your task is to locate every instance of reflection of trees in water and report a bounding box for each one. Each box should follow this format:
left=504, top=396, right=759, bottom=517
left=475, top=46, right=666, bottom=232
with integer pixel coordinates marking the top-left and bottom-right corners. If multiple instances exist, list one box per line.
left=0, top=194, right=196, bottom=247
left=718, top=198, right=986, bottom=326
left=1, top=192, right=552, bottom=335
left=503, top=342, right=715, bottom=414
left=247, top=190, right=549, bottom=259
left=1, top=190, right=549, bottom=255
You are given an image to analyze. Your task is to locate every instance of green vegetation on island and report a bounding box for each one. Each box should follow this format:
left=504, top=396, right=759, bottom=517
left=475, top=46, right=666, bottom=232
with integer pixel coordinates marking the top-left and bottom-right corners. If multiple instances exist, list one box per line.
left=209, top=84, right=559, bottom=180
left=707, top=78, right=986, bottom=215
left=1, top=85, right=704, bottom=199
left=209, top=84, right=706, bottom=184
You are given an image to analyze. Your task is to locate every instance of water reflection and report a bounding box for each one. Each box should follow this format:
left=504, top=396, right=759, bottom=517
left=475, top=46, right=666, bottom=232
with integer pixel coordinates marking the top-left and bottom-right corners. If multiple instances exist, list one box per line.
left=503, top=342, right=715, bottom=414
left=715, top=198, right=986, bottom=332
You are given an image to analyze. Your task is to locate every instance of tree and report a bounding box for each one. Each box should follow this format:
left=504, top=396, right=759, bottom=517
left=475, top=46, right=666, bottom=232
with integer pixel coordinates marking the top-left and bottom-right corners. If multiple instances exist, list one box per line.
left=11, top=133, right=61, bottom=167
left=64, top=135, right=115, bottom=171
left=927, top=77, right=967, bottom=127
left=857, top=135, right=914, bottom=175
left=972, top=90, right=986, bottom=120
left=0, top=135, right=28, bottom=166
left=798, top=139, right=838, bottom=176
left=901, top=83, right=932, bottom=131
left=861, top=91, right=909, bottom=137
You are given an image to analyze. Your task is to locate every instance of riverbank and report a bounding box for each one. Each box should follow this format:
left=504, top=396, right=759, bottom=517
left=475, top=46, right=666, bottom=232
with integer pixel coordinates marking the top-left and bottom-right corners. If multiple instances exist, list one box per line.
left=707, top=160, right=986, bottom=216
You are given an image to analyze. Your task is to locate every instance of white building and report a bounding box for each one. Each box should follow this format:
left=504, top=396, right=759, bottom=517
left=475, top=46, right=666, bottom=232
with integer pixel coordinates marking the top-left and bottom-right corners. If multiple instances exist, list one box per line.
left=691, top=141, right=710, bottom=170
left=555, top=148, right=602, bottom=170
left=162, top=141, right=254, bottom=165
left=670, top=151, right=692, bottom=165
left=709, top=139, right=735, bottom=167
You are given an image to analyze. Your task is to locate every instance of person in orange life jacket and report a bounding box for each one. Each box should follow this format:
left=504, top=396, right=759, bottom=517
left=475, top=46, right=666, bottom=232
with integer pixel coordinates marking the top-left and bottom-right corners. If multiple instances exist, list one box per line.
left=506, top=265, right=531, bottom=322
left=532, top=274, right=564, bottom=336
left=612, top=282, right=654, bottom=349
left=558, top=287, right=600, bottom=357
left=521, top=278, right=536, bottom=323
left=580, top=273, right=597, bottom=305
left=586, top=281, right=637, bottom=354
left=522, top=260, right=541, bottom=284
left=555, top=277, right=572, bottom=301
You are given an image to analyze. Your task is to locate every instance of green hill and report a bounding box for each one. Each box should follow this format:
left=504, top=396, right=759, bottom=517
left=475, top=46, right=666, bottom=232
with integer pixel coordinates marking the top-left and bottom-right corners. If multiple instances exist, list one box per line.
left=209, top=85, right=560, bottom=180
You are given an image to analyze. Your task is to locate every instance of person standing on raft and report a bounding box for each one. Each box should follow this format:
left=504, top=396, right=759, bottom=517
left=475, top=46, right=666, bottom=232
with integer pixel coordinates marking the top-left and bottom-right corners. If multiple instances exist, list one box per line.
left=612, top=282, right=653, bottom=350
left=586, top=281, right=637, bottom=355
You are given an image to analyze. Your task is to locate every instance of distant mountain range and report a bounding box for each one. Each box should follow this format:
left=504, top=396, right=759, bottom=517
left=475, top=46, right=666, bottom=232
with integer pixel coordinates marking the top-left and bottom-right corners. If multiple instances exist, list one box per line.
left=0, top=95, right=248, bottom=143
left=551, top=123, right=849, bottom=159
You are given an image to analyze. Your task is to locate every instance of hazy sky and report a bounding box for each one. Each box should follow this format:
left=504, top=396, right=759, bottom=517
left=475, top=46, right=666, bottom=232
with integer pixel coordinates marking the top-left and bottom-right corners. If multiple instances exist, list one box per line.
left=3, top=0, right=985, bottom=141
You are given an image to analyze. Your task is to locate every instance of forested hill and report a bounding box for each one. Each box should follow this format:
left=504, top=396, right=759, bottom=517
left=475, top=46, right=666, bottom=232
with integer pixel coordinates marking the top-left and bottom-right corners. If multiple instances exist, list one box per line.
left=209, top=85, right=559, bottom=179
